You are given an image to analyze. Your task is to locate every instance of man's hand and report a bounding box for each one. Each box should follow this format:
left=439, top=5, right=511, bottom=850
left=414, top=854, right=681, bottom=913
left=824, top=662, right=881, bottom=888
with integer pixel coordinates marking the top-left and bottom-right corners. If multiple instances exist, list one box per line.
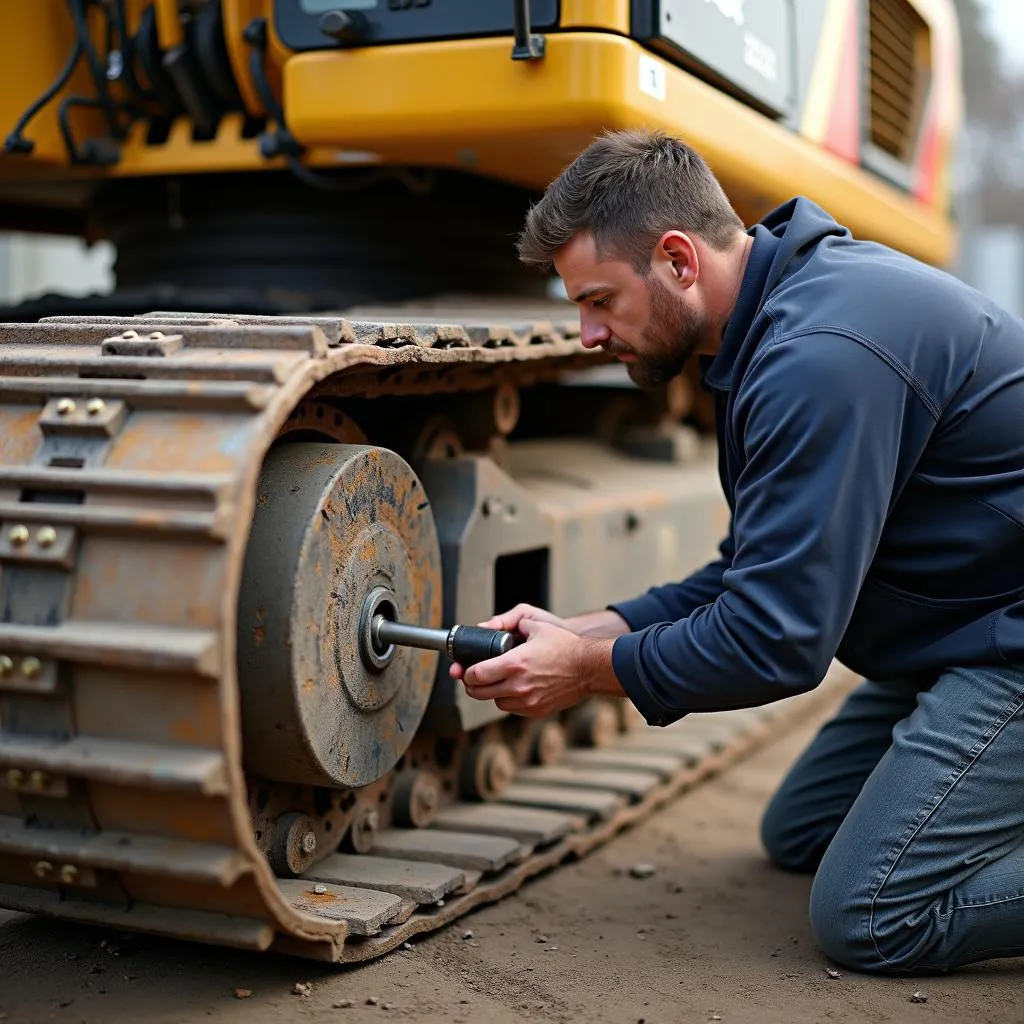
left=476, top=603, right=630, bottom=639
left=453, top=618, right=622, bottom=717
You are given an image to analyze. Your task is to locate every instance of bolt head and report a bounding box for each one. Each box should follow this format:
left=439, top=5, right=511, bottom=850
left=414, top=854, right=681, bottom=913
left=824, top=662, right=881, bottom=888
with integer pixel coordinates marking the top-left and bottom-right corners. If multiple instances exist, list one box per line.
left=56, top=398, right=76, bottom=416
left=0, top=655, right=13, bottom=677
left=21, top=657, right=42, bottom=679
left=4, top=768, right=24, bottom=788
left=28, top=769, right=48, bottom=791
left=33, top=860, right=53, bottom=879
left=417, top=787, right=438, bottom=813
left=356, top=808, right=379, bottom=834
left=300, top=831, right=317, bottom=855
left=86, top=398, right=105, bottom=416
left=59, top=864, right=79, bottom=884
left=36, top=526, right=57, bottom=549
left=8, top=525, right=29, bottom=547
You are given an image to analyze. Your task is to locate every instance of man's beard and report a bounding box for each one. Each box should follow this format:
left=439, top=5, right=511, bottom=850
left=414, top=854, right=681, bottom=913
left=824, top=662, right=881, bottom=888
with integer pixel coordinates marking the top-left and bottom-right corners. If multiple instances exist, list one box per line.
left=619, top=275, right=704, bottom=388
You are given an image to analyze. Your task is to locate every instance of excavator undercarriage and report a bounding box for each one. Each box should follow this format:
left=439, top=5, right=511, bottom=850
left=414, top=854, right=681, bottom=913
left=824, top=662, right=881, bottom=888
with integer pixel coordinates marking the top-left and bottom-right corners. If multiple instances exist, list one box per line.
left=0, top=0, right=957, bottom=961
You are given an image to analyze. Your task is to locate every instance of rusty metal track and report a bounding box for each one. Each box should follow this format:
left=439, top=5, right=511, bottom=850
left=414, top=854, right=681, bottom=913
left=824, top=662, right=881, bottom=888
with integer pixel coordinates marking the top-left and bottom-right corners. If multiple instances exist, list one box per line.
left=0, top=309, right=853, bottom=962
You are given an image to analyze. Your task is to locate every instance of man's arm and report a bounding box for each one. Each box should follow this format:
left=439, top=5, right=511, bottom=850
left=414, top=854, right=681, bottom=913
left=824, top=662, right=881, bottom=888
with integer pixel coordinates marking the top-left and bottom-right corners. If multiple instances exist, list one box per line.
left=611, top=333, right=930, bottom=725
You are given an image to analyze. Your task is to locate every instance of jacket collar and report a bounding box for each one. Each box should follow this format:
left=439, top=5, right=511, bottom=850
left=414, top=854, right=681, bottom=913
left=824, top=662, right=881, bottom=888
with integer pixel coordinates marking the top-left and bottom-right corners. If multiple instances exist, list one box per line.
left=702, top=223, right=784, bottom=393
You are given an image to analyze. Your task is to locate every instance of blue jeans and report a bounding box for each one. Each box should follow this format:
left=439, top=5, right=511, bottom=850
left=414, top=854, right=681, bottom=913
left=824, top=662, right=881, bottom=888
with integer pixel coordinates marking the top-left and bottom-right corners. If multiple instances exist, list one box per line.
left=760, top=666, right=1024, bottom=974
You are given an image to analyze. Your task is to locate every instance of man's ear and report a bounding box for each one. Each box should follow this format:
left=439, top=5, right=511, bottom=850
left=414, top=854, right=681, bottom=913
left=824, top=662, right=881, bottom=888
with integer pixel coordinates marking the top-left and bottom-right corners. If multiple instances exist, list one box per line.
left=656, top=230, right=699, bottom=287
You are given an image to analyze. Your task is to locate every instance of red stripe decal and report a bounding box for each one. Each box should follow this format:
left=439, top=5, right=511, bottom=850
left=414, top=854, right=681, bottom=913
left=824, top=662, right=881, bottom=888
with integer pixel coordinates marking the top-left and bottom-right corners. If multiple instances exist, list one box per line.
left=825, top=0, right=860, bottom=163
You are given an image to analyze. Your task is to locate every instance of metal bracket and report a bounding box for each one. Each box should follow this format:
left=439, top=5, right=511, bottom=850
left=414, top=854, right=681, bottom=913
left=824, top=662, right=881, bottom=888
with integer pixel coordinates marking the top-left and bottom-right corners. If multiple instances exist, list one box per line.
left=40, top=396, right=128, bottom=438
left=0, top=523, right=77, bottom=570
left=101, top=330, right=183, bottom=357
left=511, top=0, right=546, bottom=60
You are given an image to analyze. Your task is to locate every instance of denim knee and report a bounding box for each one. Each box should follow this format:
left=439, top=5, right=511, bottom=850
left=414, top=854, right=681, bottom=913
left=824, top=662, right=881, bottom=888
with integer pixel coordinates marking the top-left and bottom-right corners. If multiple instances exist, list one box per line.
left=809, top=854, right=932, bottom=975
left=808, top=862, right=883, bottom=972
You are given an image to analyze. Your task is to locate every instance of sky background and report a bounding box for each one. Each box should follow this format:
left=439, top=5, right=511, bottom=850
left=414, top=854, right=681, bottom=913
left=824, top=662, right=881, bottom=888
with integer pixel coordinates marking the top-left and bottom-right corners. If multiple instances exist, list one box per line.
left=981, top=0, right=1024, bottom=73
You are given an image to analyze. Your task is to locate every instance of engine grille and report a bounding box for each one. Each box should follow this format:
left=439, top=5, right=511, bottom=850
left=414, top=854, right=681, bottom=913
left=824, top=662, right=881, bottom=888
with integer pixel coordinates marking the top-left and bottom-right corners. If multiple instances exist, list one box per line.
left=867, top=0, right=930, bottom=161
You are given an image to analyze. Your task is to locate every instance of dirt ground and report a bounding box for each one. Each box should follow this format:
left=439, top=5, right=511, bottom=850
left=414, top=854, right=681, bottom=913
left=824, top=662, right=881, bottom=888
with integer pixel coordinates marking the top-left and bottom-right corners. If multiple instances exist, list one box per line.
left=2, top=692, right=1022, bottom=1024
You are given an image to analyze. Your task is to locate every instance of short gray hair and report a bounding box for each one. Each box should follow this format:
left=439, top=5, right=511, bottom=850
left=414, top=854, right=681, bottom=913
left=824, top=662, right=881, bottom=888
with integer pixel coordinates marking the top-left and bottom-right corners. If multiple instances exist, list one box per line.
left=518, top=129, right=744, bottom=274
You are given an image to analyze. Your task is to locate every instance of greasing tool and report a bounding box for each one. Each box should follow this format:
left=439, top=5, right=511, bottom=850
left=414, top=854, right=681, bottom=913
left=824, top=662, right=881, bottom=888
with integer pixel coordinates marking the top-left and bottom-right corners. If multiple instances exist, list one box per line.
left=371, top=616, right=522, bottom=668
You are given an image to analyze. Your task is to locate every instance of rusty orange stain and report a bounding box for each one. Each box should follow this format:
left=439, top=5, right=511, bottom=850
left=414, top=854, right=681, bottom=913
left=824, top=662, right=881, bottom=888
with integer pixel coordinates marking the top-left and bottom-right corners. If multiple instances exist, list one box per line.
left=169, top=718, right=201, bottom=743
left=305, top=889, right=339, bottom=904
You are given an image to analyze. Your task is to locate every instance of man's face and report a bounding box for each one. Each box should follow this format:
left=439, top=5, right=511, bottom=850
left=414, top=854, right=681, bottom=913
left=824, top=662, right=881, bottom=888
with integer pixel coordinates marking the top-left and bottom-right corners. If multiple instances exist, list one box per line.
left=554, top=233, right=705, bottom=388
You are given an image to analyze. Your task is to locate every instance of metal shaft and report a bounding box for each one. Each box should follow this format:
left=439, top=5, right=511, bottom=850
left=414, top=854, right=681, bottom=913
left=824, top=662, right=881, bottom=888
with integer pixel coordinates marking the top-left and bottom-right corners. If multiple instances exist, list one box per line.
left=372, top=616, right=521, bottom=667
left=372, top=617, right=448, bottom=654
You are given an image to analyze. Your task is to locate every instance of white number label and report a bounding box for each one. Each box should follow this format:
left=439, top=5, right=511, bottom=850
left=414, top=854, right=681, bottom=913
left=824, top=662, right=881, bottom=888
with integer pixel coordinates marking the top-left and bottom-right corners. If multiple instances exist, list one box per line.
left=743, top=31, right=778, bottom=83
left=639, top=54, right=666, bottom=101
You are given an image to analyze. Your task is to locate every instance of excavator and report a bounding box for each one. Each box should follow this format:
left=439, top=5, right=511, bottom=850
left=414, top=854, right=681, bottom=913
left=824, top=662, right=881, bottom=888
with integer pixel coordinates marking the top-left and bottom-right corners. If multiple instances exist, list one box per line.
left=0, top=1, right=961, bottom=962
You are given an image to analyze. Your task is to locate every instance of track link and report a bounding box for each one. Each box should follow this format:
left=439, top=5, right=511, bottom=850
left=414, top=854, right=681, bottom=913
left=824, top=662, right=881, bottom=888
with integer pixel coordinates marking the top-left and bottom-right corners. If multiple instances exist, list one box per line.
left=0, top=308, right=852, bottom=962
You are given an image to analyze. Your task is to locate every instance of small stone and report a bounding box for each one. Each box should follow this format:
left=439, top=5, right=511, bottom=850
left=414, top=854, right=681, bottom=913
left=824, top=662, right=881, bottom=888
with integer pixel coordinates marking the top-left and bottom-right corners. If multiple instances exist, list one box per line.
left=234, top=989, right=252, bottom=1000
left=535, top=1003, right=545, bottom=1010
left=333, top=999, right=354, bottom=1008
left=313, top=883, right=328, bottom=895
left=671, top=884, right=685, bottom=894
left=459, top=999, right=470, bottom=1005
left=462, top=930, right=474, bottom=940
left=535, top=934, right=549, bottom=943
left=825, top=968, right=842, bottom=979
left=710, top=1015, right=722, bottom=1021
left=402, top=942, right=414, bottom=951
left=630, top=863, right=656, bottom=879
left=910, top=990, right=928, bottom=1004
left=383, top=1004, right=395, bottom=1011
left=366, top=996, right=379, bottom=1006
left=545, top=946, right=559, bottom=951
left=292, top=982, right=312, bottom=998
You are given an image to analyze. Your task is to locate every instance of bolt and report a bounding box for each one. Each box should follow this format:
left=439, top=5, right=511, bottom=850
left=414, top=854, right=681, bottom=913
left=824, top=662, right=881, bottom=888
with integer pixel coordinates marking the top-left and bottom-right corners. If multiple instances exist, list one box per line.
left=28, top=770, right=48, bottom=791
left=8, top=525, right=29, bottom=547
left=300, top=831, right=317, bottom=855
left=4, top=768, right=24, bottom=788
left=60, top=864, right=79, bottom=884
left=33, top=860, right=53, bottom=879
left=21, top=657, right=41, bottom=680
left=353, top=808, right=379, bottom=839
left=147, top=332, right=165, bottom=341
left=415, top=782, right=438, bottom=817
left=0, top=656, right=12, bottom=677
left=56, top=398, right=76, bottom=416
left=86, top=398, right=105, bottom=416
left=36, top=527, right=57, bottom=549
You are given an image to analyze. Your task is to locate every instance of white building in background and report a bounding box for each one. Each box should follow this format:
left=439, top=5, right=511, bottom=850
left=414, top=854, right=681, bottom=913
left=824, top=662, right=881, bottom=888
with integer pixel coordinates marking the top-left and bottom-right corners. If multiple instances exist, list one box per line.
left=0, top=233, right=113, bottom=308
left=959, top=225, right=1024, bottom=317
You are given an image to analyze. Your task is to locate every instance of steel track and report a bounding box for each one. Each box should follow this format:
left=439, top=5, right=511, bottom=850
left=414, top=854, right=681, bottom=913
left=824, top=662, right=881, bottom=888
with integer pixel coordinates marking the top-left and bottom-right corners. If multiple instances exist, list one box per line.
left=0, top=308, right=853, bottom=962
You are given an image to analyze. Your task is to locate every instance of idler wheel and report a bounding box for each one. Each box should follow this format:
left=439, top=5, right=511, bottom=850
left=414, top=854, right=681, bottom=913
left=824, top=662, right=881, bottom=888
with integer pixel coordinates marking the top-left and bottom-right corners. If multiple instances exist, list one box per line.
left=237, top=442, right=442, bottom=788
left=460, top=739, right=516, bottom=801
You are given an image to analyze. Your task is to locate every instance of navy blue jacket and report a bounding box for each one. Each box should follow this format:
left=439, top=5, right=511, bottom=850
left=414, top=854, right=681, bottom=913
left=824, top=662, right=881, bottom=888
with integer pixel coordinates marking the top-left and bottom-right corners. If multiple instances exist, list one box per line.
left=610, top=197, right=1024, bottom=726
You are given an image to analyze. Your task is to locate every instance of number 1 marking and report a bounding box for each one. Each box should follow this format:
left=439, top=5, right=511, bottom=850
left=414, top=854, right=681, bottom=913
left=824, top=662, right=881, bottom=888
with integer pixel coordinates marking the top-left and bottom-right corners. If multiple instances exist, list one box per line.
left=639, top=55, right=667, bottom=101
